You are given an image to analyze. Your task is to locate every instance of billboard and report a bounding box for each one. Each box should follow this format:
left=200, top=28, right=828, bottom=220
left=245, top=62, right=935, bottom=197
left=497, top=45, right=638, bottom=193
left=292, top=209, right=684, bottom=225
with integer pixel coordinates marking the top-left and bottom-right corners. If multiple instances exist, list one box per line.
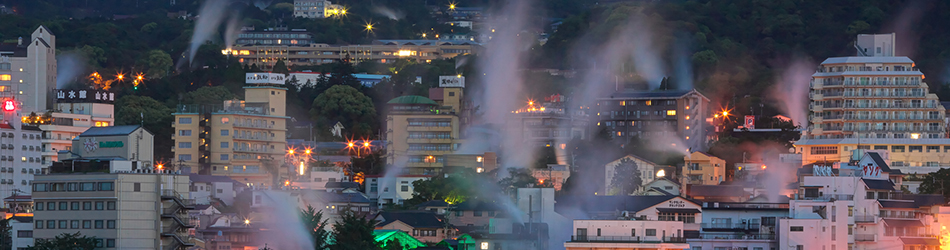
left=439, top=75, right=465, bottom=88
left=744, top=115, right=755, bottom=129
left=55, top=89, right=116, bottom=104
left=246, top=73, right=286, bottom=84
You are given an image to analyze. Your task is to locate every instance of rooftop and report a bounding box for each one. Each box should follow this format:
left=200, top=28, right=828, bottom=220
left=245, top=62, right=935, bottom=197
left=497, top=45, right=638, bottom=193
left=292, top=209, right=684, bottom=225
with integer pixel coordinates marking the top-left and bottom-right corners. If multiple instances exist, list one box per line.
left=821, top=56, right=914, bottom=64
left=601, top=89, right=710, bottom=101
left=388, top=95, right=439, bottom=106
left=78, top=125, right=143, bottom=136
left=376, top=211, right=445, bottom=228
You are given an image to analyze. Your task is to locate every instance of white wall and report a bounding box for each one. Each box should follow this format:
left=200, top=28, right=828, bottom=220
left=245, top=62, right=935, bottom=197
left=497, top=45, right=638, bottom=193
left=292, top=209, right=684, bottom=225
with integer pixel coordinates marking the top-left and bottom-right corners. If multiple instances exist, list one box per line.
left=573, top=220, right=684, bottom=241
left=11, top=218, right=33, bottom=250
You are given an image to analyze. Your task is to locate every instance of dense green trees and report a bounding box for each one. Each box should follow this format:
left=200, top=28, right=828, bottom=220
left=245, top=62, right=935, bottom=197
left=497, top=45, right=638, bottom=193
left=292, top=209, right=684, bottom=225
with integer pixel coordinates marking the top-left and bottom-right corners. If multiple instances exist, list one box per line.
left=918, top=169, right=950, bottom=200
left=310, top=85, right=378, bottom=139
left=330, top=212, right=381, bottom=250
left=300, top=205, right=331, bottom=250
left=608, top=158, right=643, bottom=195
left=114, top=95, right=174, bottom=160
left=28, top=232, right=98, bottom=250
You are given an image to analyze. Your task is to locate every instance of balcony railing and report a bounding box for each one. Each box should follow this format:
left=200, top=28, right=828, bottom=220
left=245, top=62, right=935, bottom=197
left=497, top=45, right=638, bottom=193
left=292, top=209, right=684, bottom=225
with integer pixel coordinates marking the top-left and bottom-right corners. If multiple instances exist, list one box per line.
left=694, top=233, right=775, bottom=240
left=796, top=194, right=854, bottom=201
left=854, top=215, right=876, bottom=223
left=855, top=234, right=875, bottom=241
left=571, top=236, right=641, bottom=243
left=701, top=223, right=761, bottom=230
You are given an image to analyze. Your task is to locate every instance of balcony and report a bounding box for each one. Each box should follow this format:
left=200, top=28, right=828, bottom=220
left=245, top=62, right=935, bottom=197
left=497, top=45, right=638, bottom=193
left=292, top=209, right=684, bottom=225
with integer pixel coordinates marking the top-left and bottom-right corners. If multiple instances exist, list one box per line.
left=854, top=215, right=876, bottom=223
left=569, top=236, right=687, bottom=244
left=701, top=223, right=760, bottom=231
left=854, top=234, right=875, bottom=242
left=796, top=194, right=854, bottom=201
left=694, top=233, right=775, bottom=240
left=233, top=122, right=276, bottom=130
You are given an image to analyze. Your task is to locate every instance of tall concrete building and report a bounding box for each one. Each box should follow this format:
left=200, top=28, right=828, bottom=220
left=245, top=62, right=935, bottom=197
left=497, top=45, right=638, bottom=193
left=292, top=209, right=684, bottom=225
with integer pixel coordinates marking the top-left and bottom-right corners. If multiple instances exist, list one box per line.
left=385, top=86, right=465, bottom=174
left=34, top=124, right=193, bottom=249
left=232, top=40, right=478, bottom=69
left=0, top=26, right=56, bottom=116
left=0, top=118, right=42, bottom=197
left=173, top=73, right=288, bottom=187
left=595, top=89, right=710, bottom=151
left=798, top=33, right=950, bottom=175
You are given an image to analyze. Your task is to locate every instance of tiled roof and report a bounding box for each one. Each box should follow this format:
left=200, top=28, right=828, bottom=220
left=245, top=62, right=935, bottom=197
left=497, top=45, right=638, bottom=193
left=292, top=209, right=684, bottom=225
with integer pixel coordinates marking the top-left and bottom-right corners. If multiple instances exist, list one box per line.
left=376, top=211, right=445, bottom=228
left=878, top=200, right=916, bottom=209
left=862, top=179, right=896, bottom=190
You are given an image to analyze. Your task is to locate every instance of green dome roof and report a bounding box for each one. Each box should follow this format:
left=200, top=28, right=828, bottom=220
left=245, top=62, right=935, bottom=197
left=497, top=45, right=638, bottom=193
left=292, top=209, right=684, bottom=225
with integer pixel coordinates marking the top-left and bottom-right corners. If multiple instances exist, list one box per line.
left=387, top=95, right=438, bottom=105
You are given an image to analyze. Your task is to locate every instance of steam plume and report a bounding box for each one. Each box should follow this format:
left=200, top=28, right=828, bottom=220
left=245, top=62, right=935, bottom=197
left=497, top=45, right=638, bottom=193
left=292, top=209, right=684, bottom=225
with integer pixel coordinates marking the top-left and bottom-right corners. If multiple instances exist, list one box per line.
left=372, top=6, right=404, bottom=20
left=55, top=51, right=87, bottom=89
left=768, top=58, right=814, bottom=127
left=187, top=0, right=230, bottom=65
left=224, top=12, right=244, bottom=50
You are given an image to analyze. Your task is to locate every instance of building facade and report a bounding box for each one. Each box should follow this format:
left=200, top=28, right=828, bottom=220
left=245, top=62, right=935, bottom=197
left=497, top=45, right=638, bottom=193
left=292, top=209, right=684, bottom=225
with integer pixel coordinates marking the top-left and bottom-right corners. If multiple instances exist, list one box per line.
left=385, top=92, right=463, bottom=174
left=0, top=26, right=56, bottom=116
left=683, top=151, right=725, bottom=185
left=38, top=89, right=116, bottom=169
left=173, top=74, right=288, bottom=187
left=808, top=33, right=945, bottom=140
left=0, top=121, right=42, bottom=196
left=233, top=28, right=314, bottom=47
left=232, top=40, right=478, bottom=69
left=595, top=89, right=710, bottom=151
left=292, top=0, right=343, bottom=18
left=32, top=171, right=193, bottom=249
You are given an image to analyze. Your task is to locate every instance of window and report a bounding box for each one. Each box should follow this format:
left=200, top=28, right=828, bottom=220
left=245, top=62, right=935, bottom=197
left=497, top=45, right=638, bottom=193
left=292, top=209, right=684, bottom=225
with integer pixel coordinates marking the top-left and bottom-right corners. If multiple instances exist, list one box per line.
left=488, top=211, right=496, bottom=217
left=178, top=142, right=192, bottom=148
left=400, top=185, right=408, bottom=192
left=178, top=154, right=192, bottom=161
left=33, top=183, right=46, bottom=192
left=67, top=183, right=78, bottom=191
left=797, top=246, right=804, bottom=250
left=179, top=130, right=192, bottom=136
left=134, top=183, right=141, bottom=192
left=221, top=129, right=230, bottom=136
left=892, top=146, right=905, bottom=153
left=848, top=225, right=853, bottom=235
left=35, top=221, right=43, bottom=229
left=82, top=220, right=91, bottom=229
left=179, top=118, right=192, bottom=124
left=107, top=201, right=116, bottom=210
left=474, top=211, right=483, bottom=217
left=46, top=202, right=54, bottom=210
left=874, top=145, right=888, bottom=150
left=80, top=182, right=95, bottom=191
left=220, top=154, right=229, bottom=161
left=221, top=142, right=229, bottom=148
left=0, top=75, right=10, bottom=81
left=95, top=201, right=104, bottom=210
left=106, top=239, right=115, bottom=248
left=658, top=212, right=676, bottom=221
left=107, top=220, right=116, bottom=229
left=35, top=203, right=43, bottom=211
left=790, top=226, right=804, bottom=232
left=94, top=220, right=104, bottom=229
left=70, top=220, right=79, bottom=229
left=47, top=220, right=55, bottom=229
left=910, top=146, right=923, bottom=152
left=848, top=206, right=853, bottom=216
left=597, top=228, right=601, bottom=236
left=58, top=202, right=67, bottom=210
left=811, top=146, right=838, bottom=155
left=667, top=110, right=676, bottom=116
left=16, top=231, right=31, bottom=238
left=646, top=229, right=656, bottom=236
left=71, top=202, right=79, bottom=210
left=631, top=229, right=636, bottom=236
left=99, top=182, right=114, bottom=191
left=83, top=202, right=91, bottom=210
left=58, top=220, right=67, bottom=229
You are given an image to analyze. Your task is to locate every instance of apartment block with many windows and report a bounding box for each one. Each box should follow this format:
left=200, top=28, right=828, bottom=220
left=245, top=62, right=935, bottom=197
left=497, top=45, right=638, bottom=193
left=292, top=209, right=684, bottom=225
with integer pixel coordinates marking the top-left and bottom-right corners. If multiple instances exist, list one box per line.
left=595, top=89, right=710, bottom=152
left=173, top=77, right=288, bottom=187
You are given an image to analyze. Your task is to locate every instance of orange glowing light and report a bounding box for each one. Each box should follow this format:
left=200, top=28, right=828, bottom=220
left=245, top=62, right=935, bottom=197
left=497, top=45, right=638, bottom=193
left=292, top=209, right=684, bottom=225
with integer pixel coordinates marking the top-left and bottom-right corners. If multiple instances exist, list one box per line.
left=761, top=165, right=767, bottom=170
left=304, top=148, right=312, bottom=155
left=284, top=180, right=290, bottom=186
left=714, top=114, right=720, bottom=118
left=116, top=74, right=124, bottom=80
left=363, top=141, right=370, bottom=148
left=347, top=142, right=355, bottom=148
left=156, top=164, right=164, bottom=170
left=287, top=148, right=295, bottom=155
left=722, top=111, right=729, bottom=116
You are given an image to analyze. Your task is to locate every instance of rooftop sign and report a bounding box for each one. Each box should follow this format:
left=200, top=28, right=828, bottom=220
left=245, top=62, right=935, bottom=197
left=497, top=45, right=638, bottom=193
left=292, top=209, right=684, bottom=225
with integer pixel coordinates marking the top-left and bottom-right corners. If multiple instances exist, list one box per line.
left=246, top=73, right=286, bottom=84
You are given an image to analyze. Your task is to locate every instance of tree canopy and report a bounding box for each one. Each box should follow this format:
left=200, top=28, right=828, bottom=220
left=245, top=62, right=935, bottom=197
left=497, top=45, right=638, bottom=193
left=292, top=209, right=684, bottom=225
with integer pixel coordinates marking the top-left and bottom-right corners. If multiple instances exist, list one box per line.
left=330, top=212, right=381, bottom=250
left=300, top=205, right=331, bottom=250
left=28, top=232, right=98, bottom=250
left=609, top=158, right=643, bottom=195
left=918, top=169, right=950, bottom=200
left=310, top=85, right=378, bottom=139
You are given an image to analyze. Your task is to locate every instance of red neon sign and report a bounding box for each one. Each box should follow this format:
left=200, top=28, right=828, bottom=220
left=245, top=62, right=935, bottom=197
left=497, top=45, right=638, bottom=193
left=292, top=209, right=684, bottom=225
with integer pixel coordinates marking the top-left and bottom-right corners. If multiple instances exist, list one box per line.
left=1, top=100, right=14, bottom=112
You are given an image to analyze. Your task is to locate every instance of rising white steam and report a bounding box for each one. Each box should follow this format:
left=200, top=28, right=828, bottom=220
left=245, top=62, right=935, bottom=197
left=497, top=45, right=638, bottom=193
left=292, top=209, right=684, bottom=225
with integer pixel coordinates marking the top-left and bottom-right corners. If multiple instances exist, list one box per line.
left=768, top=58, right=814, bottom=127
left=186, top=0, right=230, bottom=65
left=372, top=6, right=405, bottom=20
left=55, top=51, right=87, bottom=89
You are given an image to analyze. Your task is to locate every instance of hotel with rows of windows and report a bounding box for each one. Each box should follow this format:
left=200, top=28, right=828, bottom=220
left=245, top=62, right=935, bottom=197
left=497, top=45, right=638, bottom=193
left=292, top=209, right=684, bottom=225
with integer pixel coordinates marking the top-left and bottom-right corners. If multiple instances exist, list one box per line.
left=796, top=33, right=950, bottom=175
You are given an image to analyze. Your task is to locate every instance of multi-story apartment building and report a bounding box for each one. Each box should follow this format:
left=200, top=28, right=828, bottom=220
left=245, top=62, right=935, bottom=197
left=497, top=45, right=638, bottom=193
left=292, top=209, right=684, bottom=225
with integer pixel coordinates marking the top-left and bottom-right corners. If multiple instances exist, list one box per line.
left=0, top=120, right=42, bottom=196
left=683, top=151, right=725, bottom=185
left=565, top=220, right=690, bottom=250
left=595, top=89, right=710, bottom=151
left=233, top=28, right=314, bottom=47
left=779, top=151, right=944, bottom=250
left=292, top=0, right=343, bottom=18
left=173, top=73, right=288, bottom=187
left=32, top=171, right=193, bottom=250
left=232, top=40, right=478, bottom=69
left=808, top=33, right=945, bottom=140
left=34, top=124, right=193, bottom=250
left=37, top=89, right=115, bottom=169
left=385, top=88, right=464, bottom=173
left=798, top=33, right=950, bottom=174
left=0, top=26, right=57, bottom=116
left=689, top=201, right=789, bottom=250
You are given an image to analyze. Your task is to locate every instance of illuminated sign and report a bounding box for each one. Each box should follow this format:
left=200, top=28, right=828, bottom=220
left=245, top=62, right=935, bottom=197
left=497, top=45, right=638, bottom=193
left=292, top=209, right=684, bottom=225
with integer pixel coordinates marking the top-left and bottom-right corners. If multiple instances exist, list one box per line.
left=246, top=73, right=286, bottom=84
left=55, top=89, right=115, bottom=104
left=439, top=75, right=465, bottom=88
left=1, top=100, right=14, bottom=111
left=745, top=115, right=755, bottom=129
left=862, top=164, right=882, bottom=178
left=99, top=141, right=124, bottom=148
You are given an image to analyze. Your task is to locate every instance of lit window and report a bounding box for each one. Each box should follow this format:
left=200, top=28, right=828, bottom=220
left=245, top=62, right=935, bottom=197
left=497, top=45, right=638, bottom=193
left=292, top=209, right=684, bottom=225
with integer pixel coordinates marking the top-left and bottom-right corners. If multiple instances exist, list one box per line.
left=476, top=156, right=483, bottom=163
left=0, top=75, right=10, bottom=81
left=666, top=110, right=676, bottom=116
left=476, top=167, right=484, bottom=173
left=645, top=100, right=652, bottom=106
left=480, top=242, right=489, bottom=250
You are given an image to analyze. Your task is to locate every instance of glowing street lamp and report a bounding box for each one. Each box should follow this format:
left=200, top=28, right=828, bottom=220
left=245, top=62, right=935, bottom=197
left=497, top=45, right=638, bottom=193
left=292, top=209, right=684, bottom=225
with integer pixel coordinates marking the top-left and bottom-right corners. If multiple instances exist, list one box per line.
left=364, top=23, right=375, bottom=33
left=304, top=148, right=312, bottom=155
